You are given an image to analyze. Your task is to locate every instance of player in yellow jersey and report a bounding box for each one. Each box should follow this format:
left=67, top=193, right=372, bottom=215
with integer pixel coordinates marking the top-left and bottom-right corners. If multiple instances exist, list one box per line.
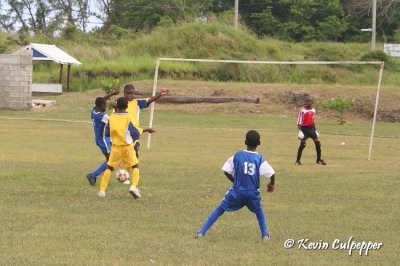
left=96, top=97, right=143, bottom=199
left=121, top=84, right=169, bottom=157
left=123, top=84, right=169, bottom=133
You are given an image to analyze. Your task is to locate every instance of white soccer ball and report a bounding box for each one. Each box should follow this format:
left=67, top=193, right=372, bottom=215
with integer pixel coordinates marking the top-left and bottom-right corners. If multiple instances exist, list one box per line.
left=115, top=169, right=129, bottom=182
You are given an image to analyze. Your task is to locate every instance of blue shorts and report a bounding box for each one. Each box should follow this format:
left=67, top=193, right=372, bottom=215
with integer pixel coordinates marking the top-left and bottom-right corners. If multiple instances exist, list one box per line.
left=220, top=189, right=262, bottom=213
left=96, top=138, right=111, bottom=155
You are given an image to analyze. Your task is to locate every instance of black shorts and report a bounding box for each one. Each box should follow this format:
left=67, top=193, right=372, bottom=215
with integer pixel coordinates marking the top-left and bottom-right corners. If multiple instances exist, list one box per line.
left=301, top=126, right=317, bottom=140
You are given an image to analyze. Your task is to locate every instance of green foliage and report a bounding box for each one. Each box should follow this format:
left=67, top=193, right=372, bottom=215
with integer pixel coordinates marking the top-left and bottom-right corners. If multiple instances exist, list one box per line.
left=157, top=16, right=175, bottom=27
left=360, top=50, right=390, bottom=62
left=360, top=50, right=394, bottom=69
left=249, top=10, right=280, bottom=37
left=60, top=24, right=85, bottom=41
left=279, top=22, right=316, bottom=42
left=321, top=98, right=353, bottom=125
left=106, top=25, right=133, bottom=39
left=316, top=16, right=348, bottom=41
left=0, top=33, right=9, bottom=53
left=394, top=28, right=400, bottom=43
left=3, top=0, right=400, bottom=44
left=100, top=79, right=122, bottom=94
left=304, top=45, right=345, bottom=61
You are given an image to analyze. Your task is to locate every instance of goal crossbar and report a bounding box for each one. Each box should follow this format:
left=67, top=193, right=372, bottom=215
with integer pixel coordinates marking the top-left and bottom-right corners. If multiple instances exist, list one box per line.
left=147, top=58, right=385, bottom=160
left=157, top=57, right=382, bottom=65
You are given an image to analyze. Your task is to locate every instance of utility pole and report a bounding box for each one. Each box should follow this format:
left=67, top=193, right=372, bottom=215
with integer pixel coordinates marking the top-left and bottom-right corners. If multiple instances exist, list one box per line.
left=234, top=0, right=239, bottom=29
left=371, top=0, right=377, bottom=50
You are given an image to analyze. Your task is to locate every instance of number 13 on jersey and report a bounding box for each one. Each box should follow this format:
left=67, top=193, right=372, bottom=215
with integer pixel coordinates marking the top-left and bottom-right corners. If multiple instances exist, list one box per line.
left=243, top=162, right=256, bottom=175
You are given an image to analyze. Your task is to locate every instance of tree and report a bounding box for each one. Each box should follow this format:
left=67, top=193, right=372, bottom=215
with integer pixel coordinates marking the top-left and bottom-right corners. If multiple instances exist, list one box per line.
left=233, top=0, right=348, bottom=41
left=317, top=15, right=348, bottom=41
left=343, top=0, right=400, bottom=41
left=107, top=0, right=212, bottom=32
left=0, top=0, right=91, bottom=35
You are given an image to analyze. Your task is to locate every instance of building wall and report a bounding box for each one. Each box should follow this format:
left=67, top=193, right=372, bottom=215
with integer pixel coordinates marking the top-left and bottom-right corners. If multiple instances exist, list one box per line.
left=0, top=50, right=32, bottom=109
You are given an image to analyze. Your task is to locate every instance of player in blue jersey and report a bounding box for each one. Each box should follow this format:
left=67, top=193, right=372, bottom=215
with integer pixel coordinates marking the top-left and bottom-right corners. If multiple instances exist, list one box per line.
left=86, top=89, right=120, bottom=186
left=195, top=130, right=276, bottom=240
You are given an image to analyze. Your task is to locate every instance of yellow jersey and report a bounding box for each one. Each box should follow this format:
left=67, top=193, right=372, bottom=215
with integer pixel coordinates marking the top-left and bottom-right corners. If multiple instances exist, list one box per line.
left=106, top=112, right=140, bottom=146
left=112, top=98, right=149, bottom=134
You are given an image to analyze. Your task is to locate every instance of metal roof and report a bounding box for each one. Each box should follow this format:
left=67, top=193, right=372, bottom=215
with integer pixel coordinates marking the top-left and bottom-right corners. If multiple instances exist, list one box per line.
left=20, top=43, right=81, bottom=65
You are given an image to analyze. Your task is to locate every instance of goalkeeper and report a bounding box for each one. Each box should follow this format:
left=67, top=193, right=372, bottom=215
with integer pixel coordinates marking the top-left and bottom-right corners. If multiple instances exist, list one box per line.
left=296, top=96, right=326, bottom=165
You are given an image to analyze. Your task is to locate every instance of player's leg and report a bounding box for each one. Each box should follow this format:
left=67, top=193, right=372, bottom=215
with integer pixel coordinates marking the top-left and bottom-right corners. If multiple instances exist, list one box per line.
left=97, top=147, right=120, bottom=196
left=296, top=140, right=306, bottom=165
left=130, top=164, right=140, bottom=187
left=246, top=191, right=269, bottom=240
left=196, top=205, right=225, bottom=237
left=87, top=144, right=111, bottom=186
left=312, top=138, right=326, bottom=165
left=122, top=145, right=141, bottom=199
left=196, top=189, right=242, bottom=238
left=128, top=164, right=141, bottom=199
left=97, top=165, right=114, bottom=197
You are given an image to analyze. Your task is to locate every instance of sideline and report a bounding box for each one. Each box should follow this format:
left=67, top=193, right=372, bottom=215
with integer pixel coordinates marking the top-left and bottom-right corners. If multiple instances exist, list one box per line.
left=0, top=116, right=398, bottom=139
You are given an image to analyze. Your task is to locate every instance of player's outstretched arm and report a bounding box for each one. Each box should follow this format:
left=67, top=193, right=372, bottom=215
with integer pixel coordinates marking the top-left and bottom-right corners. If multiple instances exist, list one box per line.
left=104, top=89, right=120, bottom=100
left=147, top=88, right=170, bottom=104
left=142, top=128, right=156, bottom=134
left=267, top=174, right=275, bottom=192
left=224, top=171, right=234, bottom=182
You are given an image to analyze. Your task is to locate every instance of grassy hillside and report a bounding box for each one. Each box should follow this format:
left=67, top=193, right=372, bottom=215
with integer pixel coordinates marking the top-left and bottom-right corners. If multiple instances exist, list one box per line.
left=3, top=22, right=399, bottom=92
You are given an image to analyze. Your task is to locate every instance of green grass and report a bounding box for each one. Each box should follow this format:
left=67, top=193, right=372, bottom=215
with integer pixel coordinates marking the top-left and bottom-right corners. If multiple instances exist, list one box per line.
left=0, top=86, right=399, bottom=265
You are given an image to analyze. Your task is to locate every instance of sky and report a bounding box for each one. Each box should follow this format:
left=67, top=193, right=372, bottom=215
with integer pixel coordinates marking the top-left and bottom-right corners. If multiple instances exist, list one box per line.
left=0, top=0, right=104, bottom=33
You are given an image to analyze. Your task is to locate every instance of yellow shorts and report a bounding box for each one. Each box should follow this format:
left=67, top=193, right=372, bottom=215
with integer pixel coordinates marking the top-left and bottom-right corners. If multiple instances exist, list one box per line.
left=107, top=144, right=139, bottom=168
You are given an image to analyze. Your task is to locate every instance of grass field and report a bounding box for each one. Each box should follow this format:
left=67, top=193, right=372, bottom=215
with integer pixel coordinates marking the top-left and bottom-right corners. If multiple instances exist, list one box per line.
left=0, top=82, right=399, bottom=265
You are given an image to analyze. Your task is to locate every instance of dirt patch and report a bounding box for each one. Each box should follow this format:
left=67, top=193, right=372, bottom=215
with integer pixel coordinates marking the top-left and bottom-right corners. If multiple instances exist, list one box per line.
left=132, top=80, right=400, bottom=123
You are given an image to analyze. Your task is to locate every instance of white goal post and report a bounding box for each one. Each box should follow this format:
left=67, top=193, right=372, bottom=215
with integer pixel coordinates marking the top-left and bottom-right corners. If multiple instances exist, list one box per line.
left=147, top=58, right=385, bottom=160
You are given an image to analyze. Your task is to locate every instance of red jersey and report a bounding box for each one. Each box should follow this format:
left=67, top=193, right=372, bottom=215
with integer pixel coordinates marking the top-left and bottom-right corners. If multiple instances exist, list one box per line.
left=297, top=107, right=315, bottom=126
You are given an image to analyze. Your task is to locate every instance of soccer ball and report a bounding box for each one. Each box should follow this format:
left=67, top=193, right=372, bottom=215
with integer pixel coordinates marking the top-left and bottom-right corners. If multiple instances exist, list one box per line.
left=115, top=169, right=129, bottom=182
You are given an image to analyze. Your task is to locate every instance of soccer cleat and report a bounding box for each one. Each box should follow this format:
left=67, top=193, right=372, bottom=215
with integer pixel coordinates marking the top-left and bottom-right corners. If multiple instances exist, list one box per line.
left=295, top=161, right=302, bottom=165
left=86, top=173, right=96, bottom=186
left=96, top=191, right=106, bottom=197
left=194, top=232, right=204, bottom=239
left=262, top=234, right=270, bottom=240
left=316, top=159, right=327, bottom=165
left=129, top=186, right=141, bottom=199
left=122, top=179, right=130, bottom=185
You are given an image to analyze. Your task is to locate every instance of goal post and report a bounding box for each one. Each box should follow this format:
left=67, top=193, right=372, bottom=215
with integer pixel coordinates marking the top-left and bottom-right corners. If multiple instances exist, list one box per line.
left=147, top=58, right=385, bottom=160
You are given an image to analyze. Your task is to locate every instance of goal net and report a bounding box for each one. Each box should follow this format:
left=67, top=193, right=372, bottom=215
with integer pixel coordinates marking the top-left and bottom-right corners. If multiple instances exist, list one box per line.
left=147, top=58, right=385, bottom=160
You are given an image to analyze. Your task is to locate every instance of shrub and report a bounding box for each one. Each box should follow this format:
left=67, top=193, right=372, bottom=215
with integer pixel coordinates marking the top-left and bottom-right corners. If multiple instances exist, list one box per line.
left=360, top=50, right=389, bottom=62
left=106, top=25, right=132, bottom=39
left=321, top=98, right=353, bottom=124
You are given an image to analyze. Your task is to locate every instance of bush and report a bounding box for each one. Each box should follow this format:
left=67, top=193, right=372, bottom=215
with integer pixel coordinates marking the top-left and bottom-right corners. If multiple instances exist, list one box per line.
left=106, top=25, right=133, bottom=39
left=360, top=50, right=389, bottom=62
left=321, top=98, right=353, bottom=124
